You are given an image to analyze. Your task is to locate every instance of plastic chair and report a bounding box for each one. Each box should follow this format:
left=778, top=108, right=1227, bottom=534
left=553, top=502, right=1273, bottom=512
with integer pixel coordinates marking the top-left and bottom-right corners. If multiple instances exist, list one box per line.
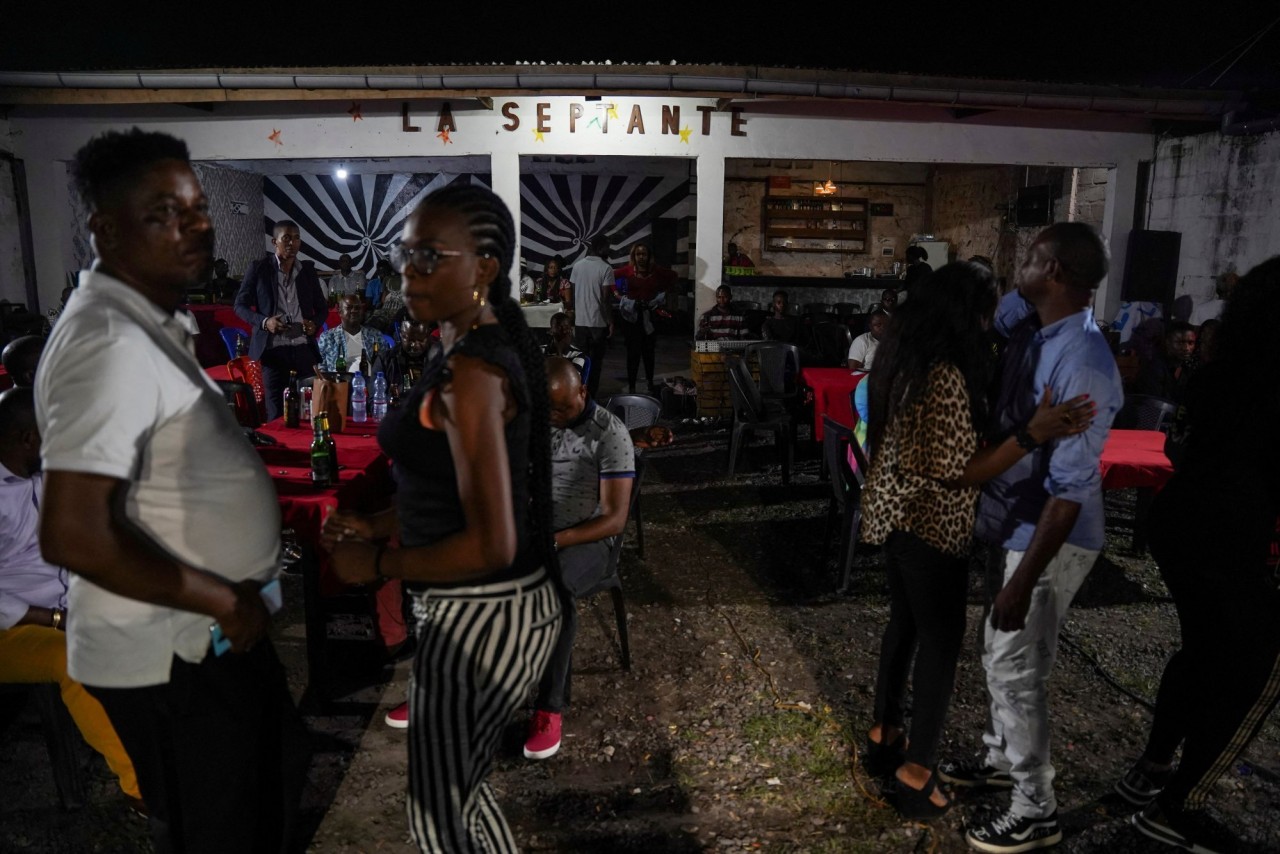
left=380, top=332, right=395, bottom=351
left=734, top=300, right=762, bottom=312
left=802, top=302, right=834, bottom=317
left=1118, top=394, right=1177, bottom=432
left=604, top=394, right=661, bottom=430
left=579, top=355, right=592, bottom=383
left=0, top=683, right=88, bottom=810
left=833, top=302, right=860, bottom=317
left=218, top=326, right=248, bottom=359
left=822, top=415, right=868, bottom=594
left=225, top=357, right=267, bottom=424
left=744, top=341, right=801, bottom=407
left=215, top=379, right=260, bottom=427
left=812, top=321, right=853, bottom=368
left=726, top=356, right=793, bottom=485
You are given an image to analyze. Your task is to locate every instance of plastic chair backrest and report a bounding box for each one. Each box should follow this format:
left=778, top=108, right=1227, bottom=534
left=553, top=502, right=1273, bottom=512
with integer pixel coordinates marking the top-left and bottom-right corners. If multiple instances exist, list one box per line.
left=381, top=333, right=395, bottom=351
left=215, top=379, right=259, bottom=427
left=218, top=326, right=248, bottom=359
left=802, top=302, right=833, bottom=316
left=605, top=394, right=661, bottom=429
left=579, top=355, right=592, bottom=382
left=726, top=356, right=766, bottom=423
left=734, top=300, right=762, bottom=312
left=226, top=357, right=266, bottom=409
left=744, top=342, right=800, bottom=396
left=813, top=322, right=853, bottom=367
left=833, top=302, right=860, bottom=316
left=1125, top=394, right=1178, bottom=432
left=823, top=416, right=855, bottom=508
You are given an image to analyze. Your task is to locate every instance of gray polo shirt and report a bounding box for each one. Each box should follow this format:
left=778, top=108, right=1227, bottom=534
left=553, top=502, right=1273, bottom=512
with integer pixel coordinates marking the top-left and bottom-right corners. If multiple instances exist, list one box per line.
left=36, top=270, right=282, bottom=688
left=550, top=401, right=635, bottom=531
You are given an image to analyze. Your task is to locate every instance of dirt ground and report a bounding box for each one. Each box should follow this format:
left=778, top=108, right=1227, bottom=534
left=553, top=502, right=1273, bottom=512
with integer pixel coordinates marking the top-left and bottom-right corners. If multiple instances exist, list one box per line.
left=3, top=395, right=1278, bottom=852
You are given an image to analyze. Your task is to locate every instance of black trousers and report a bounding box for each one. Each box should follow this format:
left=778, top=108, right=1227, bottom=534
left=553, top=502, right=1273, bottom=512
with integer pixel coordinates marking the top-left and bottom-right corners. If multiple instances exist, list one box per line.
left=575, top=326, right=610, bottom=400
left=1144, top=485, right=1280, bottom=810
left=534, top=539, right=613, bottom=713
left=87, top=641, right=310, bottom=854
left=261, top=344, right=316, bottom=421
left=620, top=317, right=657, bottom=392
left=872, top=530, right=969, bottom=769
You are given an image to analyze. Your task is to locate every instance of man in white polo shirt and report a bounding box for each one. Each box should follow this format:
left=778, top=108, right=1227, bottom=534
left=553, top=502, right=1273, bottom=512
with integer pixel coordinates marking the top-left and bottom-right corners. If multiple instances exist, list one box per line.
left=35, top=128, right=308, bottom=852
left=564, top=234, right=615, bottom=398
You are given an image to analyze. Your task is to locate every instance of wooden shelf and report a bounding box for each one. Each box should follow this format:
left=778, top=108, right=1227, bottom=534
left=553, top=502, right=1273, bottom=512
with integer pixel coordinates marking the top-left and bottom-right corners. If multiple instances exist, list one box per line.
left=764, top=209, right=868, bottom=221
left=765, top=228, right=864, bottom=239
left=762, top=181, right=870, bottom=255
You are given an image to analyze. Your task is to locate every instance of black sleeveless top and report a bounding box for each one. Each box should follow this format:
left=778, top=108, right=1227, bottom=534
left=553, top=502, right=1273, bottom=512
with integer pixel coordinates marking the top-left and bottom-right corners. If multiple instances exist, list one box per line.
left=378, top=323, right=539, bottom=586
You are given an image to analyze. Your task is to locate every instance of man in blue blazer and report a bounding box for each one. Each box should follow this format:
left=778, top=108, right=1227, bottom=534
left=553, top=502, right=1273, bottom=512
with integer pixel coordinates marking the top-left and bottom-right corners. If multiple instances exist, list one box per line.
left=234, top=220, right=328, bottom=420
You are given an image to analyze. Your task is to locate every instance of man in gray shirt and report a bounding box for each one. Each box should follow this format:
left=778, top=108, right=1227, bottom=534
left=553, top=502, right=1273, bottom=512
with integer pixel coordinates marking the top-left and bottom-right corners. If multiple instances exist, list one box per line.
left=564, top=234, right=615, bottom=398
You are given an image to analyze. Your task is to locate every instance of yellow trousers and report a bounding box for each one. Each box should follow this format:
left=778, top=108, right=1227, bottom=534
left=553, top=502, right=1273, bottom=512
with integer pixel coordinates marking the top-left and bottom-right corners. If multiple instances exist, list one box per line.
left=0, top=624, right=140, bottom=799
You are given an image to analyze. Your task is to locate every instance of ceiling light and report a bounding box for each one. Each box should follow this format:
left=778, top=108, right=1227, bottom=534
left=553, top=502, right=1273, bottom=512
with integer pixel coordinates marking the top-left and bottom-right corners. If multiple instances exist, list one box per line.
left=335, top=167, right=349, bottom=180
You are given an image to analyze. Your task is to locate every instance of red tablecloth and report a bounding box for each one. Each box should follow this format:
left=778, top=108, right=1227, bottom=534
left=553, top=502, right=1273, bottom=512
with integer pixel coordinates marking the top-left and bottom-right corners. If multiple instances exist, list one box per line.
left=0, top=365, right=11, bottom=391
left=801, top=367, right=870, bottom=441
left=1100, top=429, right=1174, bottom=491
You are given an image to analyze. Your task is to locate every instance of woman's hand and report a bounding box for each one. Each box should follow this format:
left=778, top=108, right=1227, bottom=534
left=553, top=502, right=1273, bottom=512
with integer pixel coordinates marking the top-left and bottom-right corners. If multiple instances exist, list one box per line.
left=1026, top=386, right=1097, bottom=444
left=320, top=510, right=377, bottom=551
left=329, top=540, right=379, bottom=586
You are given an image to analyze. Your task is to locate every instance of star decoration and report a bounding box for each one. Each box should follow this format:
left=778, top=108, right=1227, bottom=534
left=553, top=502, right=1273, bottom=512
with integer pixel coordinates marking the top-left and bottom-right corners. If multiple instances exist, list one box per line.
left=586, top=116, right=602, bottom=130
left=437, top=128, right=453, bottom=144
left=347, top=102, right=363, bottom=121
left=533, top=128, right=545, bottom=142
left=679, top=125, right=692, bottom=144
left=268, top=129, right=283, bottom=146
left=606, top=104, right=620, bottom=121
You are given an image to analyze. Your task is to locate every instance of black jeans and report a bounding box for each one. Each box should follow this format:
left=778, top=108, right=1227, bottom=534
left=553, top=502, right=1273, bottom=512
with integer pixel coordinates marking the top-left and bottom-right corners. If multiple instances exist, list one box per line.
left=87, top=641, right=310, bottom=854
left=575, top=326, right=610, bottom=400
left=534, top=539, right=612, bottom=713
left=1144, top=484, right=1280, bottom=810
left=620, top=317, right=657, bottom=392
left=260, top=343, right=316, bottom=421
left=872, top=530, right=969, bottom=769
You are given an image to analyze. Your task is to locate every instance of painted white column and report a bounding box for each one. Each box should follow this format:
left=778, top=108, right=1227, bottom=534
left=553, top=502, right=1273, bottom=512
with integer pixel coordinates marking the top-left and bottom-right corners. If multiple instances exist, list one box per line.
left=1098, top=159, right=1140, bottom=323
left=489, top=151, right=521, bottom=286
left=694, top=154, right=726, bottom=331
left=24, top=156, right=71, bottom=312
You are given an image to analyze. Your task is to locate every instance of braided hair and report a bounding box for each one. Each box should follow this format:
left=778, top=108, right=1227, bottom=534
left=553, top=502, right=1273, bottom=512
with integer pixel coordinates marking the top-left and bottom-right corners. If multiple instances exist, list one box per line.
left=417, top=182, right=559, bottom=581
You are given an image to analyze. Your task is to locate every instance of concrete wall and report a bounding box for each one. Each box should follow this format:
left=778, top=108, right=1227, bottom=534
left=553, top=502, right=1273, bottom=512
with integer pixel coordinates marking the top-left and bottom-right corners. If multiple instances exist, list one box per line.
left=191, top=162, right=263, bottom=278
left=1146, top=129, right=1280, bottom=312
left=0, top=157, right=27, bottom=304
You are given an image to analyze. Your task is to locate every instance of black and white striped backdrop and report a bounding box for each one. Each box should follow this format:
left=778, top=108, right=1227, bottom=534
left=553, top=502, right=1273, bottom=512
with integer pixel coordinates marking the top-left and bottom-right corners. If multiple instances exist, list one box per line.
left=264, top=171, right=693, bottom=274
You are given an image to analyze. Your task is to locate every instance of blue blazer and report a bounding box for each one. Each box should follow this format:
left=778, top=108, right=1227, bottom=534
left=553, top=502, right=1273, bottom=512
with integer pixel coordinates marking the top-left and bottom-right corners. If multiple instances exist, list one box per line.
left=233, top=254, right=328, bottom=361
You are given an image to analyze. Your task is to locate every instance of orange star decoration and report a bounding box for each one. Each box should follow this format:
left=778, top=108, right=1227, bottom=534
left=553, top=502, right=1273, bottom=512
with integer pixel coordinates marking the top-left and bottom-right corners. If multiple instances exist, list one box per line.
left=679, top=125, right=692, bottom=144
left=347, top=102, right=363, bottom=121
left=533, top=127, right=545, bottom=142
left=437, top=128, right=453, bottom=145
left=268, top=129, right=283, bottom=146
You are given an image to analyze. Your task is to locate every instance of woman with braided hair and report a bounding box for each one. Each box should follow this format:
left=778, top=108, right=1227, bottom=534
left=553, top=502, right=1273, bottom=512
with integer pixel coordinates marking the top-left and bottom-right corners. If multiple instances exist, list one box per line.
left=323, top=182, right=561, bottom=852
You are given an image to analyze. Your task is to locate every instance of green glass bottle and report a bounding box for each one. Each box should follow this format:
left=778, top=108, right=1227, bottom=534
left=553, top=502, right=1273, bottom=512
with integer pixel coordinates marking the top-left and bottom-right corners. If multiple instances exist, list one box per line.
left=310, top=413, right=333, bottom=486
left=321, top=412, right=339, bottom=478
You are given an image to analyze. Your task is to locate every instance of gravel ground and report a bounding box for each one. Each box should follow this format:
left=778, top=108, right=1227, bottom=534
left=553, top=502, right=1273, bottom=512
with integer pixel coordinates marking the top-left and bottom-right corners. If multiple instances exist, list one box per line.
left=3, top=426, right=1277, bottom=853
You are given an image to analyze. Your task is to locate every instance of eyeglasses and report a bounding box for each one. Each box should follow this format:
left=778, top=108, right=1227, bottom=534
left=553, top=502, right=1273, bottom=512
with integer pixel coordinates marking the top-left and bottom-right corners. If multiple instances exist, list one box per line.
left=389, top=243, right=490, bottom=276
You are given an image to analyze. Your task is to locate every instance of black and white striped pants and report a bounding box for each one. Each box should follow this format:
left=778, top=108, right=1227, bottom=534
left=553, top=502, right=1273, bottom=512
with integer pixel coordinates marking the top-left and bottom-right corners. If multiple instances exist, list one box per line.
left=407, top=568, right=561, bottom=853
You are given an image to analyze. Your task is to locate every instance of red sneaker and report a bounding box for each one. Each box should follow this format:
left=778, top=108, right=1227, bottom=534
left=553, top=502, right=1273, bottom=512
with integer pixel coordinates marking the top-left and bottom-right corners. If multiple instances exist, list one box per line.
left=523, top=710, right=562, bottom=759
left=384, top=701, right=409, bottom=729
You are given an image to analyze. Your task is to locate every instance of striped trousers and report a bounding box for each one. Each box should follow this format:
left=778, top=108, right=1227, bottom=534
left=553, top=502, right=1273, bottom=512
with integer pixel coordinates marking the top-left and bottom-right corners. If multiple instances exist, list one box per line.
left=1145, top=490, right=1280, bottom=810
left=407, top=568, right=561, bottom=853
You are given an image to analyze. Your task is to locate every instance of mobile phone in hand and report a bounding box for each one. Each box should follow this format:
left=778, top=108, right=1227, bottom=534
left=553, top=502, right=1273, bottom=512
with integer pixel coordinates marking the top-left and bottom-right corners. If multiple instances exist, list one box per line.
left=209, top=578, right=285, bottom=656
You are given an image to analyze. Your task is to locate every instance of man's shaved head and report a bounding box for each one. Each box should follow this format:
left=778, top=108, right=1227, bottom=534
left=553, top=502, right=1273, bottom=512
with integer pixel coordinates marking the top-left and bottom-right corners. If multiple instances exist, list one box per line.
left=546, top=356, right=587, bottom=429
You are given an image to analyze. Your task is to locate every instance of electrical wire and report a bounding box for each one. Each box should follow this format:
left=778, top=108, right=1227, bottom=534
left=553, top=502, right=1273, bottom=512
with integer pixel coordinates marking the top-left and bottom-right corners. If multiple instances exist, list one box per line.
left=1209, top=14, right=1280, bottom=87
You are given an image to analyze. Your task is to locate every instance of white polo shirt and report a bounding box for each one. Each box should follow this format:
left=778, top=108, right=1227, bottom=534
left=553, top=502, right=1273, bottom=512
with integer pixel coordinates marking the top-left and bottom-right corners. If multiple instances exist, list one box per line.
left=35, top=270, right=282, bottom=688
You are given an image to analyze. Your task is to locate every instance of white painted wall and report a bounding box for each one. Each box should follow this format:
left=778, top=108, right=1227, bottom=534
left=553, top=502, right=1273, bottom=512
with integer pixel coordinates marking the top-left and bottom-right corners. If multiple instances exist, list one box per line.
left=9, top=98, right=1152, bottom=315
left=1146, top=129, right=1280, bottom=314
left=0, top=156, right=27, bottom=304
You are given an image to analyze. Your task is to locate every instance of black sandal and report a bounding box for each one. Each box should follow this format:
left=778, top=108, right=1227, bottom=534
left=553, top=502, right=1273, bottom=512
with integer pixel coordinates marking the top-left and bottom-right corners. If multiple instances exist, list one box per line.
left=889, top=772, right=952, bottom=820
left=862, top=732, right=907, bottom=779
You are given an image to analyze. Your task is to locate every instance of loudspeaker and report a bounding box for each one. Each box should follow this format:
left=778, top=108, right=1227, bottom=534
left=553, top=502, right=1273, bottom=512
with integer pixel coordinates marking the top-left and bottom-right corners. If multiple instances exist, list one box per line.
left=1122, top=230, right=1181, bottom=303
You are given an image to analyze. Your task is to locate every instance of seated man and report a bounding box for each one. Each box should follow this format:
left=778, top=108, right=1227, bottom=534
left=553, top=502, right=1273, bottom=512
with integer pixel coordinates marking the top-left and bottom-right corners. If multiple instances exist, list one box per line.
left=0, top=388, right=142, bottom=814
left=697, top=285, right=749, bottom=341
left=543, top=312, right=587, bottom=372
left=327, top=253, right=366, bottom=300
left=762, top=290, right=799, bottom=343
left=1, top=336, right=46, bottom=388
left=519, top=257, right=538, bottom=303
left=318, top=294, right=385, bottom=375
left=1136, top=320, right=1196, bottom=402
left=208, top=258, right=239, bottom=304
left=371, top=319, right=439, bottom=392
left=524, top=356, right=637, bottom=760
left=847, top=308, right=888, bottom=372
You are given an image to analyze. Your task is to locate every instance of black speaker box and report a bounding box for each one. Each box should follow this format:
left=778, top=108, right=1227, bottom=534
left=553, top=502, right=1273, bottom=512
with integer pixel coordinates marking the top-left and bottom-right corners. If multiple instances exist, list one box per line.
left=1122, top=230, right=1181, bottom=304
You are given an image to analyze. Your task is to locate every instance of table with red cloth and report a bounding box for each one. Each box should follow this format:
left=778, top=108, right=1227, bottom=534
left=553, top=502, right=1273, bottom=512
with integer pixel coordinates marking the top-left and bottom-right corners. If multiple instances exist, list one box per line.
left=801, top=367, right=870, bottom=442
left=183, top=304, right=342, bottom=368
left=254, top=418, right=401, bottom=692
left=1100, top=429, right=1175, bottom=491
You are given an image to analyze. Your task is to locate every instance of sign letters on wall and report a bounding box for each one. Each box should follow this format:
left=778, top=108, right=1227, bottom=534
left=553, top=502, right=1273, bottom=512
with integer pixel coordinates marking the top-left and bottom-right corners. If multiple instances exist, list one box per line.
left=402, top=101, right=747, bottom=138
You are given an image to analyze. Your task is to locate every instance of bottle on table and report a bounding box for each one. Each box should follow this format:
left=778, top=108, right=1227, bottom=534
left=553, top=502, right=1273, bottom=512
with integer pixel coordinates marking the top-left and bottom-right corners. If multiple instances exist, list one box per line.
left=310, top=413, right=334, bottom=486
left=350, top=371, right=367, bottom=423
left=282, top=370, right=300, bottom=428
left=334, top=352, right=348, bottom=374
left=371, top=371, right=388, bottom=422
left=234, top=333, right=248, bottom=358
left=321, top=412, right=339, bottom=477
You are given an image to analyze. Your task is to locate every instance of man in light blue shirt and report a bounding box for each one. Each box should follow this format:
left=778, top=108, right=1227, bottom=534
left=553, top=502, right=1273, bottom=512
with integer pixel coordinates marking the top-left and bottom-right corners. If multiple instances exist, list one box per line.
left=944, top=223, right=1123, bottom=854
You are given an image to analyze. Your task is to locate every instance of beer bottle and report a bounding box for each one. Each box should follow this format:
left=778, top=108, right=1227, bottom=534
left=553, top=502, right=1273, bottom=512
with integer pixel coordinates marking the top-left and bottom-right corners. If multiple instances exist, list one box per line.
left=321, top=412, right=339, bottom=477
left=310, top=413, right=334, bottom=486
left=282, top=370, right=300, bottom=428
left=335, top=352, right=348, bottom=374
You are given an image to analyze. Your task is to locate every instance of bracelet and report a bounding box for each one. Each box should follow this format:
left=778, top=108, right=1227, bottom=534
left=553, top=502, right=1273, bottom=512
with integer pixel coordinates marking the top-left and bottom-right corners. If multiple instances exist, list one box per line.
left=373, top=544, right=387, bottom=579
left=50, top=609, right=63, bottom=630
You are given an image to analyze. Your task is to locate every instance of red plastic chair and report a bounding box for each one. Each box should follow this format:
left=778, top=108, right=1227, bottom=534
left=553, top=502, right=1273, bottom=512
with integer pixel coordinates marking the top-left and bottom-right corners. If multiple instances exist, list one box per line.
left=226, top=357, right=267, bottom=424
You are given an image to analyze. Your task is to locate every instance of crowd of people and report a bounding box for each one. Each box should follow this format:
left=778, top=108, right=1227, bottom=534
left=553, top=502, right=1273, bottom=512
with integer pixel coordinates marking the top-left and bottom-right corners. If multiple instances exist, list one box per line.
left=0, top=125, right=1275, bottom=854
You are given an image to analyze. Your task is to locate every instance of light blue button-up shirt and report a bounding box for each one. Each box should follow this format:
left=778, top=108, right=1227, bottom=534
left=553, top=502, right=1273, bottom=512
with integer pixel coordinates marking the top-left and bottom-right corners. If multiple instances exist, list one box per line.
left=974, top=291, right=1123, bottom=552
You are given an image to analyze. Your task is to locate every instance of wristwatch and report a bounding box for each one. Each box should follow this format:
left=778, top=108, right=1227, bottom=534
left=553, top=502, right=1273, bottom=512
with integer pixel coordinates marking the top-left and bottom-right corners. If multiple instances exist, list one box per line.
left=1014, top=427, right=1040, bottom=451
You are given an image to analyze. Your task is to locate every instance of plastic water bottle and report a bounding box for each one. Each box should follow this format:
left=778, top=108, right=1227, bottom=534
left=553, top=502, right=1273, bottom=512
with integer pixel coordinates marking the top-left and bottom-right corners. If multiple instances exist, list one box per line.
left=371, top=372, right=388, bottom=422
left=350, top=372, right=367, bottom=423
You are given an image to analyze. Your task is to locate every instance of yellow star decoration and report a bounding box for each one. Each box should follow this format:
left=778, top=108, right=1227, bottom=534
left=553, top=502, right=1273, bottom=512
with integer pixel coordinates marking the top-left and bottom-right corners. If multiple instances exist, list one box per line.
left=533, top=127, right=545, bottom=142
left=606, top=104, right=620, bottom=121
left=679, top=125, right=692, bottom=144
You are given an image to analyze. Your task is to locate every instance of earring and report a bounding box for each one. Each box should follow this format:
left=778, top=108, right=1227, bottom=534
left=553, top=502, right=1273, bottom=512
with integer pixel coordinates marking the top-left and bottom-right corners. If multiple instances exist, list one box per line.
left=473, top=288, right=486, bottom=307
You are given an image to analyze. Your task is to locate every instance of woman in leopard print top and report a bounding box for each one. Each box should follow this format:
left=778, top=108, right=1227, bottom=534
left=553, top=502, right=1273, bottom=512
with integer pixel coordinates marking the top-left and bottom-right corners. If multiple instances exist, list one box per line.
left=859, top=262, right=1096, bottom=818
